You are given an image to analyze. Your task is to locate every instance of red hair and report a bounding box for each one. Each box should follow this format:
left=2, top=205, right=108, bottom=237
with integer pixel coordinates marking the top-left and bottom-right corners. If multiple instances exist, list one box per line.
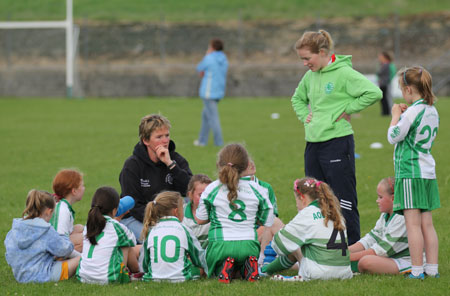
left=52, top=169, right=83, bottom=201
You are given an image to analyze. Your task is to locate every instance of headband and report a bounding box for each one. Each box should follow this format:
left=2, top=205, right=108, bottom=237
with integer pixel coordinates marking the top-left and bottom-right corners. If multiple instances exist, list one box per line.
left=293, top=179, right=301, bottom=195
left=403, top=69, right=408, bottom=86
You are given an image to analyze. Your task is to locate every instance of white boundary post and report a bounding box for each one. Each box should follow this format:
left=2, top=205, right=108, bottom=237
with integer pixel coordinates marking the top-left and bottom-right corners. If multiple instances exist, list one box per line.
left=0, top=0, right=74, bottom=98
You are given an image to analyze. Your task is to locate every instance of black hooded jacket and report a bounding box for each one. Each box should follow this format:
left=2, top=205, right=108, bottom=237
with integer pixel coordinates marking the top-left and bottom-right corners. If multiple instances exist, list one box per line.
left=119, top=140, right=193, bottom=222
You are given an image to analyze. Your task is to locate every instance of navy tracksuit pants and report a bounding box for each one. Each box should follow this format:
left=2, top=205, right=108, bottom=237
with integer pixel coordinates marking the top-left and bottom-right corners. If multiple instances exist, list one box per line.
left=304, top=135, right=360, bottom=245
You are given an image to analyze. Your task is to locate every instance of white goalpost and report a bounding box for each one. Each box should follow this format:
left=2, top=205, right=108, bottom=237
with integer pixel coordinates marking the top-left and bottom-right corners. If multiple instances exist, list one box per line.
left=0, top=0, right=75, bottom=97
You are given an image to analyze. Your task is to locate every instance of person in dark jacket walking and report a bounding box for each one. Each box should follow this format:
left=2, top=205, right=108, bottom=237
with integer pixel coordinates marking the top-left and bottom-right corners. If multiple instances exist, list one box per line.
left=119, top=114, right=193, bottom=243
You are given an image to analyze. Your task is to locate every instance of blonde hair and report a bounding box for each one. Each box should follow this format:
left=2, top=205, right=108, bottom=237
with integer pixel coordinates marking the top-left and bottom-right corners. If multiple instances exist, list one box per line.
left=379, top=177, right=395, bottom=196
left=187, top=174, right=212, bottom=195
left=52, top=169, right=83, bottom=201
left=141, top=191, right=183, bottom=240
left=398, top=66, right=436, bottom=105
left=22, top=190, right=55, bottom=220
left=293, top=177, right=345, bottom=231
left=295, top=29, right=334, bottom=55
left=217, top=143, right=249, bottom=206
left=139, top=114, right=171, bottom=142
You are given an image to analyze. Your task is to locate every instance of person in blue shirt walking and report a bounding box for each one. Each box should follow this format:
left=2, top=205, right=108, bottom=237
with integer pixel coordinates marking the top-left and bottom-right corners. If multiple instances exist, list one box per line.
left=194, top=39, right=228, bottom=147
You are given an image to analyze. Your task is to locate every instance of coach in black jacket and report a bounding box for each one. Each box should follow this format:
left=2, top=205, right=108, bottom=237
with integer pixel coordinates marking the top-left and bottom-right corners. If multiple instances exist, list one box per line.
left=119, top=114, right=193, bottom=242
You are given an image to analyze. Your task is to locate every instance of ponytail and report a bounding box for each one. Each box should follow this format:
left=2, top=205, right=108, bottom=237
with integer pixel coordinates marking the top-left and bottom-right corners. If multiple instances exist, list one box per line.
left=399, top=66, right=436, bottom=105
left=22, top=189, right=55, bottom=220
left=293, top=178, right=345, bottom=231
left=217, top=144, right=249, bottom=206
left=295, top=29, right=334, bottom=55
left=86, top=186, right=120, bottom=245
left=141, top=191, right=183, bottom=240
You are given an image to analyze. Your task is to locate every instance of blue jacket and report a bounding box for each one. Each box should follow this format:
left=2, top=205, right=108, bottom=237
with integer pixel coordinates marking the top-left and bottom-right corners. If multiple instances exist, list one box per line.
left=4, top=217, right=74, bottom=283
left=197, top=51, right=228, bottom=100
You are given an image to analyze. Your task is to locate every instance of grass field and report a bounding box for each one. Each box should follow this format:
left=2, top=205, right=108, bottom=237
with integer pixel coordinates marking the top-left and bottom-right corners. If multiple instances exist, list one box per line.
left=0, top=0, right=449, bottom=22
left=0, top=97, right=449, bottom=295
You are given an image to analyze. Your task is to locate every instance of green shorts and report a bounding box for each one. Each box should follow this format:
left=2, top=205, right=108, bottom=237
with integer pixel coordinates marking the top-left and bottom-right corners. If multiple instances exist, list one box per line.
left=393, top=178, right=440, bottom=213
left=206, top=240, right=260, bottom=278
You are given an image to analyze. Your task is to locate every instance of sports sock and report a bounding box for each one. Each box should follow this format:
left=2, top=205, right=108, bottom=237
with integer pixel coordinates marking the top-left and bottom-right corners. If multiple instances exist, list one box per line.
left=424, top=264, right=438, bottom=276
left=261, top=256, right=295, bottom=274
left=411, top=265, right=424, bottom=276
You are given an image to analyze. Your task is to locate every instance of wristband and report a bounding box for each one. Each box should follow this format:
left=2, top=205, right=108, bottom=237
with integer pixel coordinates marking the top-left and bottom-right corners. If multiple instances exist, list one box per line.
left=168, top=160, right=177, bottom=170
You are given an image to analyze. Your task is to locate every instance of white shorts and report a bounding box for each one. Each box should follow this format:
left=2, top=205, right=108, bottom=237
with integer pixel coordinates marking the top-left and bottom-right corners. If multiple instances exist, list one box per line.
left=392, top=257, right=411, bottom=274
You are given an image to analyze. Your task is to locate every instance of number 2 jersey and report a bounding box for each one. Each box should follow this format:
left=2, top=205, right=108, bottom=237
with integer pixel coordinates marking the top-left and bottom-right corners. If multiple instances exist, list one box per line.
left=272, top=200, right=352, bottom=281
left=142, top=216, right=207, bottom=282
left=196, top=178, right=275, bottom=242
left=77, top=216, right=136, bottom=284
left=387, top=99, right=439, bottom=179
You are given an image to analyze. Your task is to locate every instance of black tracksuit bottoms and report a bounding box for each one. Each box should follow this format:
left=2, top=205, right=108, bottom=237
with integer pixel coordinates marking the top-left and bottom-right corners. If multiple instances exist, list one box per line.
left=304, top=134, right=360, bottom=245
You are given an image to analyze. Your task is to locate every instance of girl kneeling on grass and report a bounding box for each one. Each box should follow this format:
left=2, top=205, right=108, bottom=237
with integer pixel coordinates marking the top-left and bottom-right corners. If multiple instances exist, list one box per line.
left=4, top=190, right=80, bottom=283
left=350, top=177, right=412, bottom=274
left=50, top=169, right=85, bottom=253
left=77, top=186, right=140, bottom=284
left=195, top=143, right=275, bottom=283
left=262, top=178, right=352, bottom=281
left=141, top=191, right=207, bottom=282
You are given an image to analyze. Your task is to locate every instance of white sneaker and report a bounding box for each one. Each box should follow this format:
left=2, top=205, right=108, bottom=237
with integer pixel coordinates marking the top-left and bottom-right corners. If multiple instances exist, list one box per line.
left=271, top=274, right=303, bottom=282
left=193, top=140, right=206, bottom=147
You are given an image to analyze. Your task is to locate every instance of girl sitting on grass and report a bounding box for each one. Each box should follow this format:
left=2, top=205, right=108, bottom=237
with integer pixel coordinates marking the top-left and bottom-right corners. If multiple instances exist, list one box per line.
left=350, top=177, right=412, bottom=274
left=262, top=178, right=352, bottom=281
left=195, top=143, right=274, bottom=283
left=4, top=190, right=80, bottom=283
left=77, top=186, right=139, bottom=284
left=50, top=168, right=85, bottom=253
left=141, top=191, right=207, bottom=282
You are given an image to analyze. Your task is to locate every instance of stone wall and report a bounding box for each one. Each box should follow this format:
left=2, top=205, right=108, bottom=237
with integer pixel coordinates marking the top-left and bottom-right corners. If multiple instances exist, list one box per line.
left=0, top=13, right=449, bottom=97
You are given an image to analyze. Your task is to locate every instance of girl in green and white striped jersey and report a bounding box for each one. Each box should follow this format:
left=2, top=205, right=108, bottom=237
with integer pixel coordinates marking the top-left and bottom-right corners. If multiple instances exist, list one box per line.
left=50, top=169, right=85, bottom=253
left=77, top=187, right=139, bottom=284
left=350, top=177, right=412, bottom=274
left=262, top=178, right=352, bottom=281
left=388, top=66, right=440, bottom=279
left=141, top=191, right=207, bottom=282
left=195, top=143, right=275, bottom=283
left=182, top=174, right=212, bottom=249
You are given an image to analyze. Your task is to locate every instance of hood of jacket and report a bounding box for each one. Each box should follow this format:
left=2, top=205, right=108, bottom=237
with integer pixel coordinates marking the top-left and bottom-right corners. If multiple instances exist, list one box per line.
left=320, top=55, right=353, bottom=73
left=132, top=140, right=176, bottom=166
left=211, top=51, right=227, bottom=66
left=11, top=218, right=52, bottom=249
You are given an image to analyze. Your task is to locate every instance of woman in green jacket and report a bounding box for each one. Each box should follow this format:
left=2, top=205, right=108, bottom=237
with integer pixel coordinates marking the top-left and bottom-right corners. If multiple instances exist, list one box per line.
left=291, top=30, right=382, bottom=245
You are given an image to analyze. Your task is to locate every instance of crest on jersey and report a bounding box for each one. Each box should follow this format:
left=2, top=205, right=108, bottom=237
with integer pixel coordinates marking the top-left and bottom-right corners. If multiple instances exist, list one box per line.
left=390, top=126, right=400, bottom=138
left=325, top=82, right=334, bottom=94
left=165, top=173, right=173, bottom=185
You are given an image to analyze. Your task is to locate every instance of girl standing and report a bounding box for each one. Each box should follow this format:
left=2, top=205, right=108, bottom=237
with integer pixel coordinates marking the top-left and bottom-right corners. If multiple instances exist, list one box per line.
left=77, top=186, right=138, bottom=284
left=50, top=169, right=85, bottom=252
left=4, top=190, right=79, bottom=283
left=262, top=178, right=352, bottom=281
left=291, top=30, right=382, bottom=245
left=141, top=191, right=207, bottom=282
left=387, top=66, right=440, bottom=279
left=195, top=143, right=274, bottom=283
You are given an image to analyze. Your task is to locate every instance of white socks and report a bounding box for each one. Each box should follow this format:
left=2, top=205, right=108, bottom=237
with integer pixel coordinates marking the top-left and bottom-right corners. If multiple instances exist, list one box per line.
left=411, top=265, right=424, bottom=276
left=424, top=263, right=439, bottom=276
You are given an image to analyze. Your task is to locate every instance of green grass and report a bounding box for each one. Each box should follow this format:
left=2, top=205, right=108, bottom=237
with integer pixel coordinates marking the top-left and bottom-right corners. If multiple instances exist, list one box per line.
left=0, top=0, right=449, bottom=22
left=0, top=97, right=449, bottom=295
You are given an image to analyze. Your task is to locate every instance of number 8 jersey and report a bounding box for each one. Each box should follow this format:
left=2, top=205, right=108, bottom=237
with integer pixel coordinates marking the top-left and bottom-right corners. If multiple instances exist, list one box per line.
left=196, top=178, right=274, bottom=242
left=388, top=99, right=439, bottom=179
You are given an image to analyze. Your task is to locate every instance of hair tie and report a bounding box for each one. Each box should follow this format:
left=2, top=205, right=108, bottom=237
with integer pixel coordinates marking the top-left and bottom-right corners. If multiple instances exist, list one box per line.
left=52, top=193, right=62, bottom=200
left=403, top=69, right=408, bottom=86
left=293, top=179, right=301, bottom=195
left=153, top=200, right=157, bottom=205
left=227, top=163, right=233, bottom=167
left=315, top=181, right=322, bottom=188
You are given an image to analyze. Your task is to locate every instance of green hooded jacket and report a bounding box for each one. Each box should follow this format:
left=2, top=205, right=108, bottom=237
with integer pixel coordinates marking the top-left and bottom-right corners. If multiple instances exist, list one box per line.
left=292, top=55, right=382, bottom=142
